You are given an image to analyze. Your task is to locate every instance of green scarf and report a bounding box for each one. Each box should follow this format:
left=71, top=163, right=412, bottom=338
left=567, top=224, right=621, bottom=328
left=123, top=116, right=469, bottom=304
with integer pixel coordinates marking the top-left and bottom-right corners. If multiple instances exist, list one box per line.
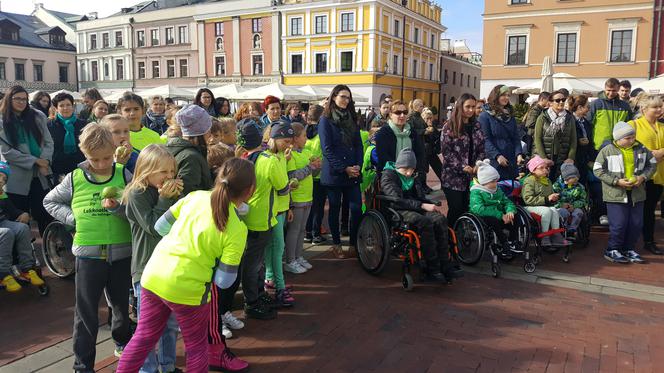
left=56, top=113, right=77, bottom=154
left=388, top=120, right=412, bottom=156
left=536, top=176, right=550, bottom=186
left=615, top=141, right=636, bottom=181
left=384, top=161, right=414, bottom=191
left=14, top=116, right=42, bottom=157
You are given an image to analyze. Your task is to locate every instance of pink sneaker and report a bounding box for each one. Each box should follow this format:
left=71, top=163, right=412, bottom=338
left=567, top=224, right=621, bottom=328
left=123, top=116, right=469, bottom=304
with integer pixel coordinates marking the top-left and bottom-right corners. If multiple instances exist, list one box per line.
left=208, top=344, right=249, bottom=372
left=264, top=280, right=293, bottom=291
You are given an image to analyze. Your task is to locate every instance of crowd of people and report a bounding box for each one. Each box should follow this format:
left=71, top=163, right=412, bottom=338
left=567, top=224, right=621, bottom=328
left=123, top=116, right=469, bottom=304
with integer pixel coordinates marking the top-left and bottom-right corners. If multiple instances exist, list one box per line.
left=0, top=77, right=661, bottom=372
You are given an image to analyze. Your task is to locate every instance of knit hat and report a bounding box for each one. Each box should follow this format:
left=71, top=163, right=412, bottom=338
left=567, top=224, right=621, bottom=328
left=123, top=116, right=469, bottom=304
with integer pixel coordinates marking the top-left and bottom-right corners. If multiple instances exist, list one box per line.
left=270, top=120, right=294, bottom=139
left=175, top=104, right=212, bottom=137
left=236, top=118, right=263, bottom=149
left=264, top=95, right=280, bottom=109
left=527, top=155, right=553, bottom=173
left=476, top=159, right=500, bottom=185
left=560, top=163, right=580, bottom=181
left=395, top=148, right=417, bottom=169
left=612, top=121, right=635, bottom=141
left=0, top=161, right=10, bottom=179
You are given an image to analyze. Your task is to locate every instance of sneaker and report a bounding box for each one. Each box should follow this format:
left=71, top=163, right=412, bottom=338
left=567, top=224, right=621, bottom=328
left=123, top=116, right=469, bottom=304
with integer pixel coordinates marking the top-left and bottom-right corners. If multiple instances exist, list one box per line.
left=1, top=275, right=21, bottom=292
left=304, top=233, right=313, bottom=243
left=244, top=302, right=276, bottom=320
left=297, top=256, right=312, bottom=270
left=284, top=260, right=307, bottom=274
left=264, top=280, right=293, bottom=291
left=222, top=323, right=233, bottom=339
left=625, top=250, right=647, bottom=264
left=258, top=292, right=278, bottom=309
left=275, top=289, right=295, bottom=308
left=220, top=348, right=250, bottom=372
left=114, top=345, right=125, bottom=358
left=506, top=240, right=524, bottom=254
left=312, top=235, right=327, bottom=244
left=222, top=311, right=245, bottom=330
left=18, top=269, right=45, bottom=286
left=551, top=233, right=571, bottom=247
left=599, top=215, right=609, bottom=226
left=604, top=249, right=630, bottom=264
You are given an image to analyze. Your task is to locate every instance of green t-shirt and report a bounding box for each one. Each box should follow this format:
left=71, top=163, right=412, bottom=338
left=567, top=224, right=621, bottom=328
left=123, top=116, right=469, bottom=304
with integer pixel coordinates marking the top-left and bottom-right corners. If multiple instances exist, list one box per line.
left=288, top=148, right=314, bottom=203
left=273, top=152, right=290, bottom=213
left=141, top=191, right=247, bottom=306
left=131, top=126, right=165, bottom=151
left=244, top=152, right=289, bottom=231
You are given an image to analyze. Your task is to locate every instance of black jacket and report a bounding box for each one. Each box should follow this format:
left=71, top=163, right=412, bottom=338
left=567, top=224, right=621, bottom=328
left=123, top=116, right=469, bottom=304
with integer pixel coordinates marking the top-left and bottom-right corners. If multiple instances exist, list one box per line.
left=374, top=125, right=426, bottom=172
left=379, top=168, right=426, bottom=212
left=0, top=196, right=24, bottom=222
left=47, top=117, right=87, bottom=177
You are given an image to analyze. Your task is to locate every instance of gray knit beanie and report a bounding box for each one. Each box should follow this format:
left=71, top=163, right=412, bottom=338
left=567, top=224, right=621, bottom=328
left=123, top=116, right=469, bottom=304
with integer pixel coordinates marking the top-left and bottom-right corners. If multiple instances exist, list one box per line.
left=176, top=104, right=212, bottom=137
left=395, top=148, right=417, bottom=169
left=612, top=121, right=635, bottom=141
left=476, top=159, right=500, bottom=185
left=560, top=163, right=580, bottom=181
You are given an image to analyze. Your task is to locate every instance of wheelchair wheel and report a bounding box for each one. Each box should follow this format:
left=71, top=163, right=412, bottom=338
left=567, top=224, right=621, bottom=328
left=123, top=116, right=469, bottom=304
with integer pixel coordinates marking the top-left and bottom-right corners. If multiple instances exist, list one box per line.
left=402, top=273, right=414, bottom=291
left=42, top=221, right=75, bottom=278
left=356, top=210, right=391, bottom=275
left=514, top=206, right=533, bottom=252
left=453, top=214, right=486, bottom=265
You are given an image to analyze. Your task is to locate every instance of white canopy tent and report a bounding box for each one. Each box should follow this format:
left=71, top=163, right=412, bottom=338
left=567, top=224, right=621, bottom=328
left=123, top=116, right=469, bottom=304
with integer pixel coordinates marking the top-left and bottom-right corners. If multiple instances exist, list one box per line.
left=136, top=85, right=195, bottom=100
left=210, top=84, right=246, bottom=100
left=512, top=73, right=602, bottom=96
left=297, top=85, right=369, bottom=103
left=49, top=89, right=83, bottom=101
left=103, top=89, right=133, bottom=103
left=234, top=83, right=313, bottom=101
left=634, top=75, right=664, bottom=94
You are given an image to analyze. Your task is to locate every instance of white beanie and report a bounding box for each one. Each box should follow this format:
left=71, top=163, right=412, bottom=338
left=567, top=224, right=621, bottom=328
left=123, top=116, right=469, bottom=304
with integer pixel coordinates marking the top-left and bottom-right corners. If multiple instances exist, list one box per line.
left=476, top=159, right=500, bottom=185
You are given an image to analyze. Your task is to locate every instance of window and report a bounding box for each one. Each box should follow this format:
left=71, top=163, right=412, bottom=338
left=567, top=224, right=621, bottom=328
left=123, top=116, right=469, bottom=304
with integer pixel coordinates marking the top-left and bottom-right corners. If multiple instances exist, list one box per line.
left=467, top=75, right=470, bottom=87
left=340, top=51, right=353, bottom=72
left=215, top=56, right=226, bottom=76
left=166, top=28, right=174, bottom=45
left=58, top=64, right=67, bottom=83
left=102, top=33, right=109, bottom=48
left=179, top=59, right=188, bottom=77
left=340, top=13, right=354, bottom=32
left=452, top=71, right=456, bottom=85
left=252, top=55, right=263, bottom=75
left=511, top=0, right=528, bottom=3
left=15, top=63, right=24, bottom=80
left=115, top=31, right=123, bottom=46
left=215, top=22, right=224, bottom=36
left=104, top=62, right=109, bottom=78
left=49, top=34, right=65, bottom=45
left=315, top=53, right=327, bottom=73
left=429, top=63, right=434, bottom=80
left=412, top=59, right=417, bottom=77
left=137, top=31, right=145, bottom=47
left=116, top=59, right=124, bottom=80
left=507, top=35, right=527, bottom=65
left=460, top=73, right=464, bottom=86
left=152, top=60, right=160, bottom=78
left=394, top=19, right=400, bottom=37
left=413, top=27, right=419, bottom=43
left=0, top=62, right=5, bottom=80
left=91, top=61, right=98, bottom=81
left=315, top=15, right=327, bottom=34
left=444, top=69, right=448, bottom=83
left=393, top=55, right=399, bottom=74
left=291, top=54, right=303, bottom=74
left=556, top=33, right=576, bottom=63
left=474, top=76, right=477, bottom=89
left=610, top=30, right=633, bottom=62
left=0, top=28, right=18, bottom=41
left=252, top=18, right=262, bottom=33
left=290, top=17, right=303, bottom=36
left=150, top=29, right=159, bottom=46
left=138, top=61, right=146, bottom=79
left=90, top=34, right=97, bottom=49
left=178, top=26, right=187, bottom=44
left=32, top=64, right=43, bottom=81
left=431, top=34, right=435, bottom=49
left=166, top=59, right=175, bottom=77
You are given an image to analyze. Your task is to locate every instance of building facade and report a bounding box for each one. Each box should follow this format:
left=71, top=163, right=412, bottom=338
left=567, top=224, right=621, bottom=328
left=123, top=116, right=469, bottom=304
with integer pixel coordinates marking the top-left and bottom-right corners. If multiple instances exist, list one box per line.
left=196, top=0, right=280, bottom=88
left=279, top=0, right=445, bottom=108
left=481, top=0, right=653, bottom=98
left=651, top=0, right=664, bottom=77
left=32, top=3, right=90, bottom=46
left=0, top=11, right=77, bottom=92
left=439, top=39, right=481, bottom=113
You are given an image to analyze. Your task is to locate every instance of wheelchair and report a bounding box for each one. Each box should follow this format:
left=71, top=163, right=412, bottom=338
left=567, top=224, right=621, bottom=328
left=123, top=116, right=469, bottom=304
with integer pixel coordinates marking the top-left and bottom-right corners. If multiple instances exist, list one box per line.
left=41, top=220, right=75, bottom=278
left=356, top=189, right=459, bottom=292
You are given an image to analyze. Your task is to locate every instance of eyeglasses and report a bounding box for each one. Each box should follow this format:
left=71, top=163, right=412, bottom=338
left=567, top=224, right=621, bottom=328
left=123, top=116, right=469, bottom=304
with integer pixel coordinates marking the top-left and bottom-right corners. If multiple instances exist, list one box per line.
left=337, top=95, right=351, bottom=101
left=12, top=97, right=28, bottom=103
left=392, top=110, right=408, bottom=116
left=552, top=98, right=566, bottom=103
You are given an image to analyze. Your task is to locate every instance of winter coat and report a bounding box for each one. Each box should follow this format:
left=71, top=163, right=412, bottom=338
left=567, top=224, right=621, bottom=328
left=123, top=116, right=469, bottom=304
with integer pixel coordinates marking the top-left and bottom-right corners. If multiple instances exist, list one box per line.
left=440, top=121, right=486, bottom=191
left=524, top=104, right=545, bottom=136
left=166, top=137, right=212, bottom=196
left=552, top=177, right=588, bottom=209
left=374, top=123, right=425, bottom=172
left=47, top=116, right=87, bottom=178
left=574, top=115, right=595, bottom=175
left=589, top=96, right=633, bottom=150
left=407, top=111, right=427, bottom=137
left=593, top=142, right=656, bottom=204
left=521, top=174, right=555, bottom=206
left=379, top=164, right=426, bottom=212
left=533, top=110, right=577, bottom=165
left=0, top=194, right=24, bottom=222
left=317, top=113, right=363, bottom=187
left=141, top=111, right=168, bottom=135
left=0, top=110, right=54, bottom=195
left=469, top=183, right=517, bottom=220
left=478, top=109, right=523, bottom=180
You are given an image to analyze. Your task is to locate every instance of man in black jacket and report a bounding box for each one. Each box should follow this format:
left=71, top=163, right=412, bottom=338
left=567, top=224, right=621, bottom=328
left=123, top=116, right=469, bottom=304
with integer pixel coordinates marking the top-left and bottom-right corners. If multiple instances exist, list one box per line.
left=380, top=148, right=462, bottom=283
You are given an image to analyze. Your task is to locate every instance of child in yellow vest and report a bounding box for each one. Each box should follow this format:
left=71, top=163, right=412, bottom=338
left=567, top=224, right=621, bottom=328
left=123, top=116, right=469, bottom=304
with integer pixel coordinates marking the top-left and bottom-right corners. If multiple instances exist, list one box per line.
left=43, top=123, right=133, bottom=372
left=117, top=92, right=164, bottom=152
left=100, top=114, right=139, bottom=174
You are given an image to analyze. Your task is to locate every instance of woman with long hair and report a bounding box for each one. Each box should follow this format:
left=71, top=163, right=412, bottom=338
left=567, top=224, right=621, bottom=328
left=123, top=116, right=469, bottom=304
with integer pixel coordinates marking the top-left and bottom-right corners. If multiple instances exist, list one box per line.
left=318, top=84, right=363, bottom=258
left=216, top=97, right=232, bottom=118
left=29, top=91, right=51, bottom=118
left=478, top=85, right=524, bottom=181
left=0, top=85, right=54, bottom=234
left=194, top=88, right=219, bottom=117
left=440, top=93, right=486, bottom=225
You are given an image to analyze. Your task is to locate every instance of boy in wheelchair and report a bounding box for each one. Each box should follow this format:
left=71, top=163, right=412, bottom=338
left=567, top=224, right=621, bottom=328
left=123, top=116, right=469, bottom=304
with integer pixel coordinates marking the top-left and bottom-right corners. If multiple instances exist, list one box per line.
left=552, top=163, right=588, bottom=239
left=469, top=160, right=520, bottom=256
left=0, top=162, right=45, bottom=292
left=380, top=148, right=461, bottom=283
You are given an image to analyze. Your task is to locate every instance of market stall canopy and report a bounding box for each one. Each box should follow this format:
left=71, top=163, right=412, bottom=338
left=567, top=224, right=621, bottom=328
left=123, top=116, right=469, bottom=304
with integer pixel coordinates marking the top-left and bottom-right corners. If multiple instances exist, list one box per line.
left=210, top=84, right=246, bottom=100
left=49, top=89, right=82, bottom=101
left=137, top=85, right=195, bottom=100
left=234, top=83, right=313, bottom=101
left=297, top=85, right=369, bottom=102
left=104, top=89, right=133, bottom=103
left=634, top=75, right=664, bottom=94
left=512, top=73, right=602, bottom=96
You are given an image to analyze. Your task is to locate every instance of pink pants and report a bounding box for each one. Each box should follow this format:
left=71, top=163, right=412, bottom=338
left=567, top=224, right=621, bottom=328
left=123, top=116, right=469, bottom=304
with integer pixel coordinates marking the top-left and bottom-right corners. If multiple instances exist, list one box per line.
left=116, top=288, right=210, bottom=373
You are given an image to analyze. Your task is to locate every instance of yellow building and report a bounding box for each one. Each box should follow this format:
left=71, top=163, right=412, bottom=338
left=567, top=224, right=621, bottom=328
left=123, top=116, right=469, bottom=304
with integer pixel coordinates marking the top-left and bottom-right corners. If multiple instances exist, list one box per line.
left=279, top=0, right=445, bottom=109
left=481, top=0, right=653, bottom=98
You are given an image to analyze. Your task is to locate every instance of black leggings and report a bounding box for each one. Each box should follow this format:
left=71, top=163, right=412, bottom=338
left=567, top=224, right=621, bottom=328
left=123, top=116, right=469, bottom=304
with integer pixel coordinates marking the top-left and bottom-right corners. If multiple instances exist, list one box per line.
left=442, top=188, right=469, bottom=226
left=643, top=181, right=663, bottom=243
left=7, top=177, right=53, bottom=236
left=481, top=216, right=517, bottom=243
left=399, top=210, right=450, bottom=266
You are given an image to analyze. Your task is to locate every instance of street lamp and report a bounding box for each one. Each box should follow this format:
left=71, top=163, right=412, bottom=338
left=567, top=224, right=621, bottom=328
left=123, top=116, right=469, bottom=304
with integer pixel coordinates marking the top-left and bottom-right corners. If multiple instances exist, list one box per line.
left=400, top=0, right=407, bottom=100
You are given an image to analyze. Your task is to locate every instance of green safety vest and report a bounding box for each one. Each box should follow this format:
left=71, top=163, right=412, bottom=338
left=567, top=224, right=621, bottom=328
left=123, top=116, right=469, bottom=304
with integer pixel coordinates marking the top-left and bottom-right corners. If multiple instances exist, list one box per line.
left=71, top=164, right=131, bottom=247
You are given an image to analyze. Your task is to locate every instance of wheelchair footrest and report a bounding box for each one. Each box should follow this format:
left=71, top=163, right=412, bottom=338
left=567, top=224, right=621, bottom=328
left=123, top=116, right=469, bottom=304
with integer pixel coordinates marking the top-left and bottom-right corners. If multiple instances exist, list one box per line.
left=536, top=228, right=566, bottom=239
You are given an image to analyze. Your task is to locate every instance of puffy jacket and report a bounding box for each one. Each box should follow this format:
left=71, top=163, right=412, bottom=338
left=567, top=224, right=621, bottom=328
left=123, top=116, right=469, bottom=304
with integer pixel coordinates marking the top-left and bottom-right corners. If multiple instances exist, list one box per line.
left=593, top=142, right=656, bottom=204
left=469, top=184, right=517, bottom=220
left=589, top=96, right=632, bottom=150
left=552, top=177, right=588, bottom=209
left=524, top=104, right=545, bottom=136
left=533, top=110, right=577, bottom=164
left=166, top=137, right=212, bottom=196
left=521, top=174, right=554, bottom=206
left=379, top=163, right=426, bottom=212
left=478, top=109, right=523, bottom=180
left=317, top=114, right=363, bottom=187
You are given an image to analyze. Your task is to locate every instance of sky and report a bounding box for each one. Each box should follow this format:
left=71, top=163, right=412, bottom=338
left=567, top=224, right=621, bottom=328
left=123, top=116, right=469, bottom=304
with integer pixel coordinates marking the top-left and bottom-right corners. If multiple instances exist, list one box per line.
left=3, top=0, right=484, bottom=52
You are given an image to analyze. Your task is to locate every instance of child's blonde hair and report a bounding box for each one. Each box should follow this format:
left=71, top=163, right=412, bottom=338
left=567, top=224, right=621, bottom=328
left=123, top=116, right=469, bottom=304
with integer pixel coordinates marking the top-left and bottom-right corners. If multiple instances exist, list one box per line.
left=99, top=113, right=129, bottom=129
left=122, top=144, right=177, bottom=203
left=218, top=117, right=236, bottom=135
left=79, top=123, right=115, bottom=156
left=207, top=144, right=235, bottom=175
